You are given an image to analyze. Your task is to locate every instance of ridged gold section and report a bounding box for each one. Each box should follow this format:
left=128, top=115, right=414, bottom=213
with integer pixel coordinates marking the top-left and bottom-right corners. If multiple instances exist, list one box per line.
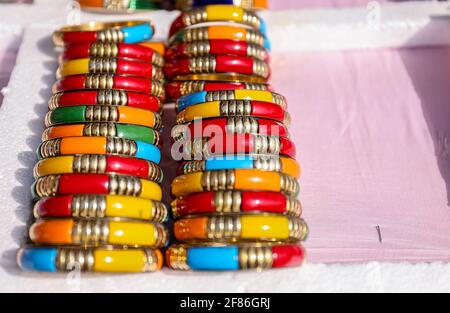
left=239, top=246, right=273, bottom=270
left=89, top=42, right=119, bottom=58
left=242, top=10, right=262, bottom=30
left=202, top=170, right=236, bottom=191
left=252, top=59, right=270, bottom=79
left=226, top=116, right=259, bottom=134
left=188, top=56, right=217, bottom=73
left=244, top=83, right=269, bottom=91
left=220, top=100, right=252, bottom=116
left=56, top=248, right=95, bottom=272
left=48, top=93, right=62, bottom=110
left=245, top=29, right=265, bottom=46
left=72, top=219, right=110, bottom=245
left=44, top=111, right=52, bottom=127
left=88, top=58, right=118, bottom=74
left=167, top=246, right=190, bottom=270
left=185, top=41, right=211, bottom=56
left=83, top=122, right=117, bottom=137
left=286, top=197, right=302, bottom=217
left=214, top=191, right=242, bottom=213
left=178, top=160, right=206, bottom=174
left=246, top=44, right=267, bottom=61
left=253, top=156, right=282, bottom=172
left=143, top=249, right=160, bottom=272
left=147, top=161, right=164, bottom=183
left=254, top=135, right=281, bottom=155
left=71, top=195, right=107, bottom=218
left=103, top=0, right=131, bottom=10
left=97, top=90, right=128, bottom=106
left=34, top=175, right=60, bottom=197
left=205, top=90, right=235, bottom=102
left=153, top=130, right=161, bottom=147
left=153, top=223, right=169, bottom=248
left=152, top=53, right=165, bottom=68
left=183, top=27, right=209, bottom=42
left=151, top=202, right=169, bottom=223
left=105, top=137, right=137, bottom=157
left=85, top=106, right=119, bottom=123
left=151, top=81, right=165, bottom=98
left=283, top=111, right=291, bottom=128
left=179, top=81, right=205, bottom=96
left=272, top=93, right=287, bottom=107
left=72, top=155, right=107, bottom=174
left=152, top=66, right=164, bottom=81
left=182, top=8, right=208, bottom=27
left=153, top=112, right=163, bottom=130
left=97, top=28, right=125, bottom=43
left=39, top=139, right=62, bottom=158
left=289, top=218, right=309, bottom=241
left=206, top=216, right=242, bottom=240
left=84, top=74, right=115, bottom=89
left=108, top=174, right=142, bottom=196
left=280, top=173, right=300, bottom=195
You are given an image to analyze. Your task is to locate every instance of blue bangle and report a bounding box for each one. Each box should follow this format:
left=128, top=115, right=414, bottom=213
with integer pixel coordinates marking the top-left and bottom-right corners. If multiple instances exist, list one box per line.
left=122, top=23, right=154, bottom=44
left=17, top=248, right=58, bottom=272
left=136, top=141, right=161, bottom=164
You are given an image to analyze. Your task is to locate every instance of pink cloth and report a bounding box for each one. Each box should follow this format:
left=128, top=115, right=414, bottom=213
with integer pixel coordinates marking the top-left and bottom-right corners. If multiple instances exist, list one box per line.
left=270, top=47, right=450, bottom=263
left=270, top=0, right=389, bottom=9
left=0, top=46, right=20, bottom=106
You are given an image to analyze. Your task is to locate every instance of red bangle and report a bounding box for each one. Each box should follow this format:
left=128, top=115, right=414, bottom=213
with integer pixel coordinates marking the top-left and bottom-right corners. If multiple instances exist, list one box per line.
left=174, top=117, right=289, bottom=139
left=49, top=90, right=161, bottom=112
left=62, top=43, right=164, bottom=66
left=166, top=81, right=270, bottom=99
left=172, top=191, right=302, bottom=218
left=178, top=134, right=296, bottom=159
left=164, top=55, right=270, bottom=80
left=52, top=74, right=165, bottom=99
left=165, top=40, right=269, bottom=62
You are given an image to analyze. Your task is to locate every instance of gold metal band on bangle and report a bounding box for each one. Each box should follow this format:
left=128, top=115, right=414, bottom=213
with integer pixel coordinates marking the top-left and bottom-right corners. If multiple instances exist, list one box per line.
left=174, top=73, right=267, bottom=84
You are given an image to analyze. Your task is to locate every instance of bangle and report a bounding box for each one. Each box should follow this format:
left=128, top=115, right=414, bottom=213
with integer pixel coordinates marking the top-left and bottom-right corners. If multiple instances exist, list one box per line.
left=166, top=243, right=304, bottom=271
left=37, top=137, right=161, bottom=164
left=34, top=195, right=168, bottom=223
left=57, top=58, right=164, bottom=81
left=171, top=169, right=300, bottom=197
left=166, top=81, right=269, bottom=99
left=34, top=155, right=164, bottom=183
left=169, top=5, right=266, bottom=37
left=164, top=56, right=270, bottom=80
left=29, top=218, right=168, bottom=248
left=173, top=215, right=308, bottom=243
left=176, top=100, right=289, bottom=124
left=173, top=117, right=289, bottom=139
left=78, top=0, right=162, bottom=12
left=44, top=105, right=162, bottom=129
left=32, top=173, right=163, bottom=201
left=53, top=20, right=155, bottom=46
left=175, top=0, right=268, bottom=11
left=42, top=123, right=161, bottom=146
left=172, top=191, right=302, bottom=218
left=165, top=40, right=268, bottom=62
left=177, top=155, right=301, bottom=179
left=49, top=90, right=161, bottom=112
left=61, top=42, right=165, bottom=66
left=169, top=25, right=270, bottom=50
left=17, top=247, right=163, bottom=273
left=177, top=90, right=287, bottom=111
left=52, top=74, right=165, bottom=99
left=177, top=134, right=296, bottom=159
left=173, top=73, right=267, bottom=84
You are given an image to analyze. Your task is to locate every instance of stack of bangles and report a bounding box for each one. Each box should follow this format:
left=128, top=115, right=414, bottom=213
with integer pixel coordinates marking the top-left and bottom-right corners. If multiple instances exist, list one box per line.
left=165, top=3, right=309, bottom=271
left=17, top=20, right=169, bottom=273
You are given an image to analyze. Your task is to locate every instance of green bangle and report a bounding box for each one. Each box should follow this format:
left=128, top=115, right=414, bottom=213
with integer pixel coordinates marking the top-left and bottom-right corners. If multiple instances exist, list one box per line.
left=78, top=0, right=163, bottom=11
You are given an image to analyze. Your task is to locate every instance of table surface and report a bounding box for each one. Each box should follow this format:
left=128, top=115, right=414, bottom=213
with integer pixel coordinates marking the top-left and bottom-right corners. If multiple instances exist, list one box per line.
left=0, top=0, right=450, bottom=292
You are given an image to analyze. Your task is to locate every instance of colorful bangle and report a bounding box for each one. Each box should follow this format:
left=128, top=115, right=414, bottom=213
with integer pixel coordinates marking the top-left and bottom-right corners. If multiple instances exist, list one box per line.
left=164, top=56, right=270, bottom=80
left=173, top=73, right=268, bottom=84
left=177, top=90, right=287, bottom=111
left=37, top=137, right=161, bottom=164
left=32, top=173, right=163, bottom=201
left=171, top=169, right=300, bottom=197
left=52, top=74, right=165, bottom=99
left=35, top=195, right=168, bottom=223
left=172, top=191, right=301, bottom=218
left=53, top=20, right=155, bottom=46
left=29, top=218, right=168, bottom=248
left=42, top=123, right=160, bottom=146
left=57, top=58, right=164, bottom=81
left=165, top=40, right=268, bottom=62
left=177, top=155, right=301, bottom=179
left=169, top=5, right=266, bottom=37
left=173, top=215, right=308, bottom=243
left=17, top=247, right=163, bottom=273
left=49, top=90, right=161, bottom=112
left=61, top=42, right=165, bottom=66
left=78, top=0, right=162, bottom=12
left=177, top=134, right=296, bottom=159
left=44, top=105, right=162, bottom=129
left=173, top=117, right=289, bottom=139
left=169, top=25, right=270, bottom=50
left=175, top=0, right=268, bottom=11
left=176, top=99, right=289, bottom=125
left=34, top=155, right=164, bottom=183
left=166, top=81, right=269, bottom=99
left=166, top=243, right=304, bottom=271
